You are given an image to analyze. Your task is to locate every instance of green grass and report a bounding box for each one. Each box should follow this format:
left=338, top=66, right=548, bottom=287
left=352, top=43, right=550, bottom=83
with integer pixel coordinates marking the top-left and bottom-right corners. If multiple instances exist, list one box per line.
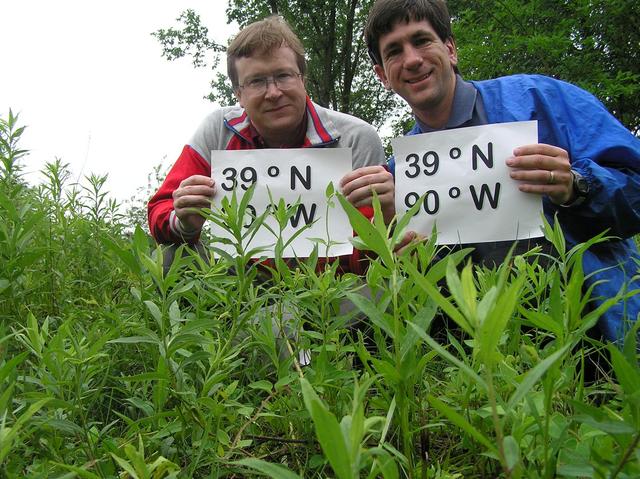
left=1, top=110, right=639, bottom=478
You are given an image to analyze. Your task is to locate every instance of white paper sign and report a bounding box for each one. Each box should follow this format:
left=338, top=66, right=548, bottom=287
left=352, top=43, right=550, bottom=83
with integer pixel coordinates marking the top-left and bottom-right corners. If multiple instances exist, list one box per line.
left=392, top=121, right=543, bottom=244
left=211, top=148, right=353, bottom=258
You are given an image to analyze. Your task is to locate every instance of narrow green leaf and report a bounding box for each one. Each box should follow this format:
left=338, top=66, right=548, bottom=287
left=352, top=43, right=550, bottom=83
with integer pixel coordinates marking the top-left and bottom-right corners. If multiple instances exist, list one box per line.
left=109, top=335, right=159, bottom=345
left=428, top=394, right=497, bottom=454
left=446, top=261, right=476, bottom=321
left=507, top=343, right=571, bottom=410
left=575, top=417, right=636, bottom=434
left=249, top=380, right=273, bottom=392
left=337, top=194, right=393, bottom=268
left=608, top=344, right=640, bottom=397
left=144, top=300, right=163, bottom=324
left=519, top=308, right=563, bottom=337
left=110, top=454, right=139, bottom=479
left=408, top=323, right=487, bottom=390
left=402, top=260, right=474, bottom=336
left=300, top=378, right=352, bottom=479
left=623, top=316, right=640, bottom=364
left=101, top=234, right=140, bottom=274
left=502, top=435, right=520, bottom=471
left=479, top=275, right=525, bottom=364
left=424, top=247, right=473, bottom=284
left=233, top=458, right=303, bottom=479
left=379, top=396, right=396, bottom=445
left=0, top=351, right=28, bottom=384
left=51, top=463, right=102, bottom=479
left=400, top=299, right=436, bottom=361
left=345, top=291, right=394, bottom=338
left=0, top=398, right=51, bottom=462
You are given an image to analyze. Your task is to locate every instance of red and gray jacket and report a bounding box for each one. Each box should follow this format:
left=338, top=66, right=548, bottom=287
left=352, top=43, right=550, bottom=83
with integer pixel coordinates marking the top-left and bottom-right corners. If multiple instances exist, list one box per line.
left=148, top=97, right=386, bottom=274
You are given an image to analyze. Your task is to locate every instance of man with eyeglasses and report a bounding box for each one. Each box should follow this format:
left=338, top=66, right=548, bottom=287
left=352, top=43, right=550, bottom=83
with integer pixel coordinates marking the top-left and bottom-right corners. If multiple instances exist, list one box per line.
left=149, top=16, right=393, bottom=275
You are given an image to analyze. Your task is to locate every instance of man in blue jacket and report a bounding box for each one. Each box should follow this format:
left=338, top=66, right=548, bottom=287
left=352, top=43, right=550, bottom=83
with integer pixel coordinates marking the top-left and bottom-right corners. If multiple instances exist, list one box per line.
left=364, top=0, right=640, bottom=341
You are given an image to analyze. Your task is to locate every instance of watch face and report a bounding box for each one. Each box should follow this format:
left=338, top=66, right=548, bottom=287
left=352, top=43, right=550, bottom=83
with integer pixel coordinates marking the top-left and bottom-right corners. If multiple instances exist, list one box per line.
left=575, top=176, right=589, bottom=196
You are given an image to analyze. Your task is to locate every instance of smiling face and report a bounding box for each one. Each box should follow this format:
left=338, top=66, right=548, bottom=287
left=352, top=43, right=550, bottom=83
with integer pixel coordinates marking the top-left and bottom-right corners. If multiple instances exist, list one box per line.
left=234, top=45, right=307, bottom=147
left=374, top=19, right=458, bottom=128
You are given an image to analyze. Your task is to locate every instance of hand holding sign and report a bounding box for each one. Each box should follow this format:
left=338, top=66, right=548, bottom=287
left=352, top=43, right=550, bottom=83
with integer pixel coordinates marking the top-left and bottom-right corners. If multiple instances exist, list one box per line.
left=507, top=143, right=573, bottom=205
left=392, top=121, right=543, bottom=244
left=340, top=165, right=395, bottom=223
left=172, top=175, right=217, bottom=233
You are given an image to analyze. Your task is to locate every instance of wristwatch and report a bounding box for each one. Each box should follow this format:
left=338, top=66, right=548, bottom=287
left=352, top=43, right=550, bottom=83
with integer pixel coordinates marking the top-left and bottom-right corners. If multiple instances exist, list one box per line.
left=562, top=169, right=589, bottom=207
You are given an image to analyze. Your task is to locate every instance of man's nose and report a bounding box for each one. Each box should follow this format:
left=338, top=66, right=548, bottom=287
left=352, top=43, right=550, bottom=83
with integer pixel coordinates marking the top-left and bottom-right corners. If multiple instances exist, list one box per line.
left=403, top=45, right=423, bottom=69
left=264, top=80, right=283, bottom=99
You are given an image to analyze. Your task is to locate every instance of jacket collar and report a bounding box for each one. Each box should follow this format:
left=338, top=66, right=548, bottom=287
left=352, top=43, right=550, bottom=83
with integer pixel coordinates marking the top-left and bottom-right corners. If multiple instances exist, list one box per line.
left=414, top=74, right=479, bottom=133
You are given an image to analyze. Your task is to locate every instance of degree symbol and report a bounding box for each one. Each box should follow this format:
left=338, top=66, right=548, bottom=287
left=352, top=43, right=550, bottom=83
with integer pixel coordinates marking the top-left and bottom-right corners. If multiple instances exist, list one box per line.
left=268, top=166, right=280, bottom=177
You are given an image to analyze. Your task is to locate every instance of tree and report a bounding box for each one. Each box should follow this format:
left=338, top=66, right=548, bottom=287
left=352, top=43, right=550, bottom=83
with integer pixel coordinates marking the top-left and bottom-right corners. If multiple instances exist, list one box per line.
left=155, top=1, right=639, bottom=137
left=449, top=0, right=640, bottom=135
left=153, top=1, right=399, bottom=129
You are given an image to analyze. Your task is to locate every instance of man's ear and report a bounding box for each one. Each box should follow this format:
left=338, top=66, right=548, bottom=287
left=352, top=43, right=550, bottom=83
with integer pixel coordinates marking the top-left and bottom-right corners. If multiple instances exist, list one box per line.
left=446, top=37, right=458, bottom=68
left=234, top=88, right=244, bottom=108
left=373, top=64, right=391, bottom=90
left=233, top=87, right=244, bottom=108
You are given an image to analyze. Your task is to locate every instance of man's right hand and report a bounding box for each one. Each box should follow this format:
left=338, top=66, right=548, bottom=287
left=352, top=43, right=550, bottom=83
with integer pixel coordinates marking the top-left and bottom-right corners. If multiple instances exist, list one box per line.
left=172, top=175, right=217, bottom=233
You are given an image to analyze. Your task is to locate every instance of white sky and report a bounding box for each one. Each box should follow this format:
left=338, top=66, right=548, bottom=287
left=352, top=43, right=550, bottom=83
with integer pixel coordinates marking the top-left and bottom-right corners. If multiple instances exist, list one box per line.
left=0, top=0, right=237, bottom=202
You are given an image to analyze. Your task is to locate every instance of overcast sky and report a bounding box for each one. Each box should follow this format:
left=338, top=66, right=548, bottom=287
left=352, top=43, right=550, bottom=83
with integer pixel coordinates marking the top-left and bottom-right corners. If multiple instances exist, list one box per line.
left=1, top=0, right=237, bottom=202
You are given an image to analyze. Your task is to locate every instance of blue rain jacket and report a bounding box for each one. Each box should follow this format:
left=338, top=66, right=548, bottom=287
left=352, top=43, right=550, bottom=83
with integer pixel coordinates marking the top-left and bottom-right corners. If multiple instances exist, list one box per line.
left=394, top=74, right=640, bottom=341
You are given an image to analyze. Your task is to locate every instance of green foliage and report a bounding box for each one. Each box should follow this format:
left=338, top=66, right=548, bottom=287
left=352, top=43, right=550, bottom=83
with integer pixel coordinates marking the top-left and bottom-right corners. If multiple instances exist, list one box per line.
left=1, top=110, right=639, bottom=477
left=152, top=9, right=225, bottom=69
left=450, top=0, right=640, bottom=135
left=153, top=2, right=639, bottom=141
left=153, top=1, right=400, bottom=128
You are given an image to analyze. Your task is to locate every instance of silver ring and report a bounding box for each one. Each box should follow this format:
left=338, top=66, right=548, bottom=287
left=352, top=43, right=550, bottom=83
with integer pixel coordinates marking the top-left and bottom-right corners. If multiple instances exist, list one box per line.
left=547, top=170, right=556, bottom=185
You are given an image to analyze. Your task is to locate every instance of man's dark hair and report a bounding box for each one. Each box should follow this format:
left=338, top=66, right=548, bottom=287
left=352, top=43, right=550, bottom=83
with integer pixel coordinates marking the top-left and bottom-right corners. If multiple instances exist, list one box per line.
left=364, top=0, right=454, bottom=66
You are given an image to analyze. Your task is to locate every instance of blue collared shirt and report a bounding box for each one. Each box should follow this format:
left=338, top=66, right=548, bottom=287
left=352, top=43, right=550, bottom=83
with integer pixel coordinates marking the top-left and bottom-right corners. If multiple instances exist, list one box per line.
left=414, top=75, right=488, bottom=133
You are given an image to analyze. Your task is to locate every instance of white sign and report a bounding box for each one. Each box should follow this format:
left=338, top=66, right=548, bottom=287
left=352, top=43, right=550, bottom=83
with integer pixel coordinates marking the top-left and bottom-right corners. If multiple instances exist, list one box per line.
left=211, top=148, right=353, bottom=258
left=392, top=121, right=543, bottom=244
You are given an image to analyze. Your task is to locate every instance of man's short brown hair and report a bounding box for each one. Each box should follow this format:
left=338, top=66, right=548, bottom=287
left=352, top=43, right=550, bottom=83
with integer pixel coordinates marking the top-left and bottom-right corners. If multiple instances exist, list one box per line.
left=227, top=16, right=306, bottom=88
left=364, top=0, right=454, bottom=66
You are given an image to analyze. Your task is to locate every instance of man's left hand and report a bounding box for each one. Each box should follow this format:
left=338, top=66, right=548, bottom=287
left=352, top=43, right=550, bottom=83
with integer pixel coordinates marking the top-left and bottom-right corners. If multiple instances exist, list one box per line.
left=340, top=165, right=395, bottom=224
left=506, top=144, right=573, bottom=205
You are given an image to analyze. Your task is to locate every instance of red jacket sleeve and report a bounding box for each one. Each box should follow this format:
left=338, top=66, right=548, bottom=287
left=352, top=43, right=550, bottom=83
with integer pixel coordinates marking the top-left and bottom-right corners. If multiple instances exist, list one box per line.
left=147, top=145, right=210, bottom=244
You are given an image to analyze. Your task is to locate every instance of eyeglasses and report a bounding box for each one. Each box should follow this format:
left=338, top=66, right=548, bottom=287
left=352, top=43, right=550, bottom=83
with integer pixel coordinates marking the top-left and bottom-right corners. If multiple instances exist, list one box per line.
left=238, top=71, right=303, bottom=95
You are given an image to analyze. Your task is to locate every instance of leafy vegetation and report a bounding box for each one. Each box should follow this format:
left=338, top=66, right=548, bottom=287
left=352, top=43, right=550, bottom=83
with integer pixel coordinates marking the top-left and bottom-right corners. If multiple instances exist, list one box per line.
left=451, top=0, right=640, bottom=135
left=152, top=0, right=400, bottom=129
left=2, top=110, right=639, bottom=478
left=154, top=1, right=639, bottom=137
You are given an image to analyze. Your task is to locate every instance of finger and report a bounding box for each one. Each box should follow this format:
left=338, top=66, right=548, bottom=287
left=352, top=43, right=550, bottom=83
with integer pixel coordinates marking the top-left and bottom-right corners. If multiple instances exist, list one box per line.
left=509, top=169, right=572, bottom=186
left=513, top=143, right=567, bottom=158
left=508, top=143, right=570, bottom=171
left=507, top=154, right=571, bottom=172
left=339, top=165, right=388, bottom=188
left=341, top=170, right=393, bottom=197
left=179, top=175, right=215, bottom=188
left=173, top=184, right=216, bottom=200
left=347, top=181, right=394, bottom=206
left=173, top=194, right=214, bottom=211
